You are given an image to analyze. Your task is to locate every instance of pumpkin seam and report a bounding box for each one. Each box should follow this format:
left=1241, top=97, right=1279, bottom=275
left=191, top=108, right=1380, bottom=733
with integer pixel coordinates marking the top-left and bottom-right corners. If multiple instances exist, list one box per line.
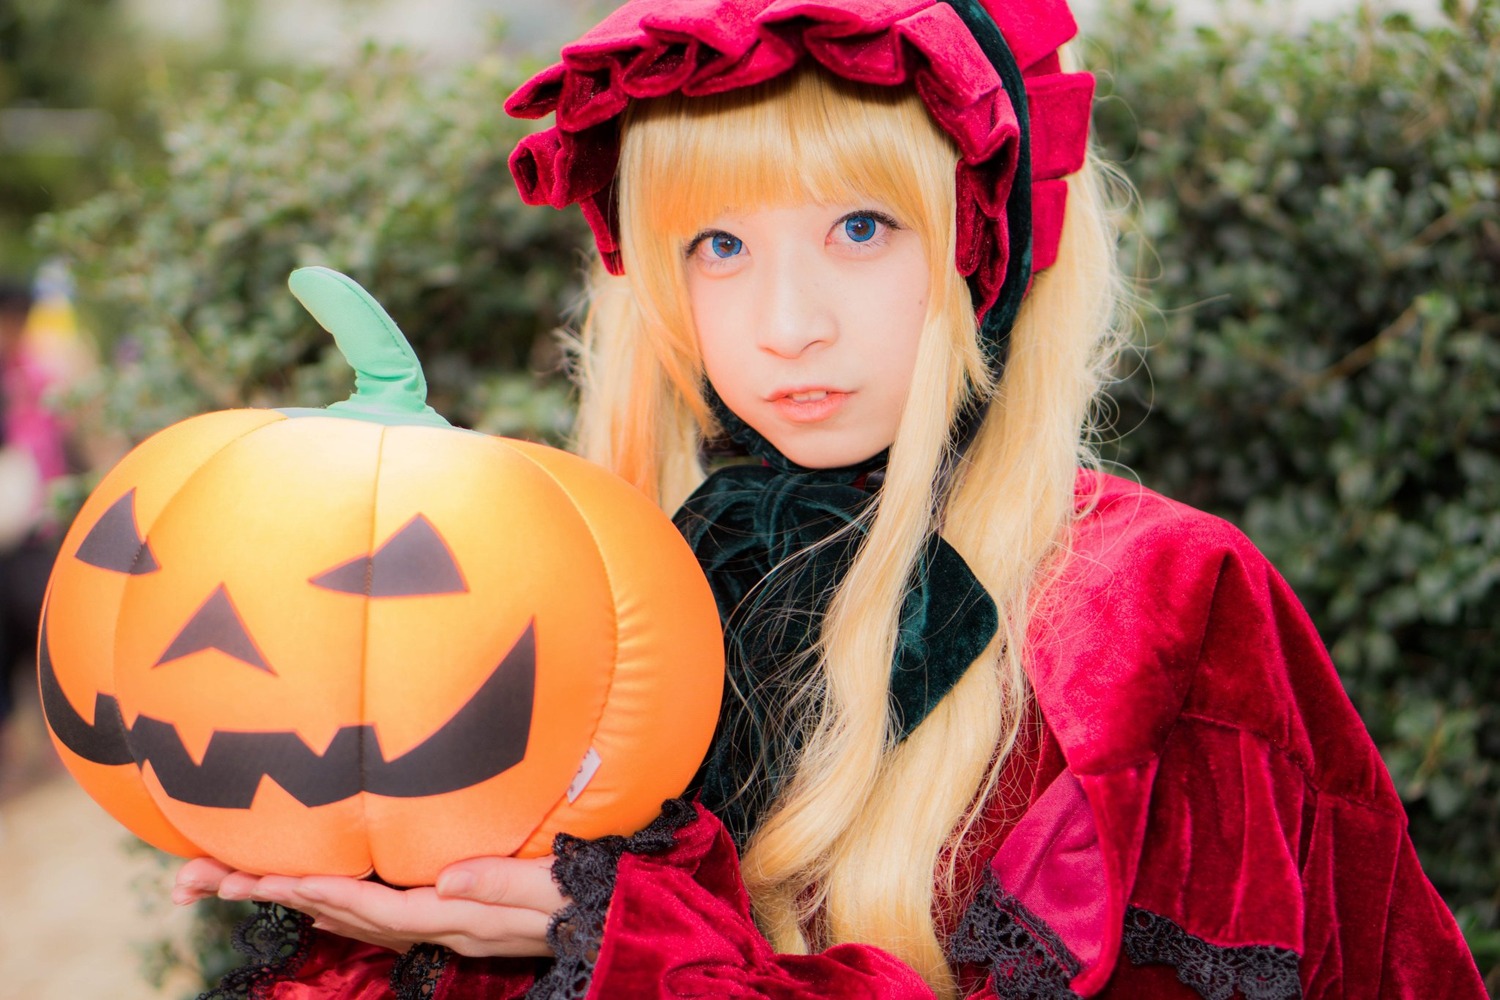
left=354, top=422, right=387, bottom=878
left=506, top=445, right=622, bottom=850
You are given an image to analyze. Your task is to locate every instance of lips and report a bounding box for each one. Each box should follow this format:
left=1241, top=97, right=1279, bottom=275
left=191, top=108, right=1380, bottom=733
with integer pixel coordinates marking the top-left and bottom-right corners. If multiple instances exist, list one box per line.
left=769, top=387, right=850, bottom=423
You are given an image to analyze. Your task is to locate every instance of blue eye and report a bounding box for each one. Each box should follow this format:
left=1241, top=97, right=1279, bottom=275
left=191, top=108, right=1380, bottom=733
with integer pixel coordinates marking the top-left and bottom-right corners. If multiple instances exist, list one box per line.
left=844, top=215, right=878, bottom=243
left=710, top=234, right=743, bottom=258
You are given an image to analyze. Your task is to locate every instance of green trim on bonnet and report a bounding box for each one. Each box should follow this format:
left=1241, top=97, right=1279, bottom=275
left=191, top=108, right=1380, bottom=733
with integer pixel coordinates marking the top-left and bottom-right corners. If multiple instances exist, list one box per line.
left=939, top=0, right=1034, bottom=374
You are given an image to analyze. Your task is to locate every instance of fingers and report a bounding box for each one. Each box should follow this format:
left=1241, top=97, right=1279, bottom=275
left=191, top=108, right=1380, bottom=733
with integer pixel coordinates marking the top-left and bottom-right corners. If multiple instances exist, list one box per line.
left=295, top=882, right=554, bottom=958
left=435, top=856, right=564, bottom=914
left=437, top=902, right=553, bottom=958
left=172, top=857, right=235, bottom=905
left=168, top=858, right=565, bottom=959
left=188, top=871, right=558, bottom=958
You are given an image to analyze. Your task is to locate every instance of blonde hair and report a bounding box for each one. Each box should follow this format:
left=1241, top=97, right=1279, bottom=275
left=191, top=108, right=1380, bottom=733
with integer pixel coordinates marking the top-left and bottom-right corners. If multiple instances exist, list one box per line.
left=570, top=64, right=1124, bottom=998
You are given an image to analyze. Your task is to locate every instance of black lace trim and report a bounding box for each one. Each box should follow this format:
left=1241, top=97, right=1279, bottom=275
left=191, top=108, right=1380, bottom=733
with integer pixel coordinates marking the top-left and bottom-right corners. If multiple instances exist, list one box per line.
left=947, top=867, right=1083, bottom=1000
left=948, top=869, right=1304, bottom=1000
left=1123, top=906, right=1302, bottom=1000
left=198, top=903, right=314, bottom=1000
left=526, top=799, right=699, bottom=1000
left=391, top=942, right=449, bottom=1000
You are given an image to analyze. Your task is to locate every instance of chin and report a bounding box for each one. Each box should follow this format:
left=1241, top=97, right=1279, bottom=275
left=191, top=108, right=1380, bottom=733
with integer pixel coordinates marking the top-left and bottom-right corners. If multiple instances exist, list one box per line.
left=775, top=441, right=884, bottom=471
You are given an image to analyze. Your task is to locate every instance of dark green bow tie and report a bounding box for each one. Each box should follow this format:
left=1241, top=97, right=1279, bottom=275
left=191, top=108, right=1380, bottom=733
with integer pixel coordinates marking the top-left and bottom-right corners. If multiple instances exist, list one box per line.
left=673, top=459, right=998, bottom=845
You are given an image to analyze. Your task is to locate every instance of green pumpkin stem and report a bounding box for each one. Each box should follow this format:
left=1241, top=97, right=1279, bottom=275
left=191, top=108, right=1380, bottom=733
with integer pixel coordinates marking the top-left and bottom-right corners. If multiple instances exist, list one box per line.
left=287, top=266, right=451, bottom=428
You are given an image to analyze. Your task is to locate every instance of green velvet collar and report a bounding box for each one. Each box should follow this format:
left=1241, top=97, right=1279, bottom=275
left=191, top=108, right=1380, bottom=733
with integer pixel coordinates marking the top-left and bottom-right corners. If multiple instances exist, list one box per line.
left=674, top=460, right=998, bottom=844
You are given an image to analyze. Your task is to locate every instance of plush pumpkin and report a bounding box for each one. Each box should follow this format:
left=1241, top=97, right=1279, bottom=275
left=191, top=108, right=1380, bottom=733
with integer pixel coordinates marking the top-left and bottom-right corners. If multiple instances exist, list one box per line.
left=38, top=267, right=724, bottom=886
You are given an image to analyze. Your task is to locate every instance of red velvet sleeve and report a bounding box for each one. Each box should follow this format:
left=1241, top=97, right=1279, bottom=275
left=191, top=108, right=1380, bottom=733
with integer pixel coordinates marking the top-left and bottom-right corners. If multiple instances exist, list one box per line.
left=216, top=920, right=541, bottom=1000
left=1012, top=473, right=1489, bottom=999
left=582, top=800, right=938, bottom=999
left=1370, top=832, right=1486, bottom=999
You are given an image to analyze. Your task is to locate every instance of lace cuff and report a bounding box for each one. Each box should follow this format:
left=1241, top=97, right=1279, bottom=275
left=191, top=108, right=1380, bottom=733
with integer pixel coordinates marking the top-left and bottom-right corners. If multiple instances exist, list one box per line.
left=390, top=942, right=448, bottom=1000
left=1122, top=908, right=1301, bottom=1000
left=527, top=799, right=699, bottom=1000
left=198, top=902, right=314, bottom=1000
left=948, top=868, right=1303, bottom=1000
left=947, top=867, right=1083, bottom=1000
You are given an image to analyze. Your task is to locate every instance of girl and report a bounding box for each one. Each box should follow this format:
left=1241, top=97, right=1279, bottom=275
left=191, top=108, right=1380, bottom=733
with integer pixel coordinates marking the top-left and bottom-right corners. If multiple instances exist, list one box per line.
left=175, top=0, right=1487, bottom=997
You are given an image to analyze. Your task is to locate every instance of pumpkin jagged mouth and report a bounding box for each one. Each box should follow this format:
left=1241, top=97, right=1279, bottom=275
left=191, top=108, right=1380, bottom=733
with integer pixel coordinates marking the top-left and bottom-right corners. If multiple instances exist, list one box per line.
left=38, top=616, right=535, bottom=808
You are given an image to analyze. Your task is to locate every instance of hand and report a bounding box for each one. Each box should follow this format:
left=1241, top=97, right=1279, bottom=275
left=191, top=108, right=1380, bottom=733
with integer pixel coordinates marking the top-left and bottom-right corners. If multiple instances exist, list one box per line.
left=173, top=855, right=566, bottom=958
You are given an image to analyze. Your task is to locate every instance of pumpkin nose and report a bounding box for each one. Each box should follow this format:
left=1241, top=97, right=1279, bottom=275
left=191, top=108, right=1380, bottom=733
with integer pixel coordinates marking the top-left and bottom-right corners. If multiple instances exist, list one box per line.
left=155, top=584, right=273, bottom=674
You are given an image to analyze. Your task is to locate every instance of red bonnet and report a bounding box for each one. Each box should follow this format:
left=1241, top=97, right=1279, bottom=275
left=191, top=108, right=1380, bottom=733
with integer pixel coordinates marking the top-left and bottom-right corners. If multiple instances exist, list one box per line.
left=505, top=0, right=1094, bottom=318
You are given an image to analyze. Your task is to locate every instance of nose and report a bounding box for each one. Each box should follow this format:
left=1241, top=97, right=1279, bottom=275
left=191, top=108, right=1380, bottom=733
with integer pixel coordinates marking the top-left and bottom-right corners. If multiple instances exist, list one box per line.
left=754, top=248, right=836, bottom=359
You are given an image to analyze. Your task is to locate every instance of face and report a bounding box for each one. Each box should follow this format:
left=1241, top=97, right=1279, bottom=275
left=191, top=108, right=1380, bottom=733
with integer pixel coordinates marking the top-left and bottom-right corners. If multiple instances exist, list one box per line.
left=684, top=201, right=930, bottom=469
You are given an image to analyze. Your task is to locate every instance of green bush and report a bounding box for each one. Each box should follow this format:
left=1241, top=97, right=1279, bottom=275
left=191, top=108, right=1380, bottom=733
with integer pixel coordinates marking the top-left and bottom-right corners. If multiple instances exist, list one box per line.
left=36, top=44, right=587, bottom=457
left=1091, top=0, right=1500, bottom=979
left=0, top=0, right=310, bottom=274
left=0, top=0, right=141, bottom=272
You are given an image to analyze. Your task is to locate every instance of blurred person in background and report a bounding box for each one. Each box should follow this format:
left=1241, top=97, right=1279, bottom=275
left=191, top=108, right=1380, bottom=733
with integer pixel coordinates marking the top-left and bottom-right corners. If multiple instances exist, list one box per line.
left=0, top=273, right=72, bottom=777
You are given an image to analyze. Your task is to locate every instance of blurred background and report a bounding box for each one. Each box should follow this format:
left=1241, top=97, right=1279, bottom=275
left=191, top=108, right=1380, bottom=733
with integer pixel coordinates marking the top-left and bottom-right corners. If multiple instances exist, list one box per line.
left=0, top=0, right=1494, bottom=996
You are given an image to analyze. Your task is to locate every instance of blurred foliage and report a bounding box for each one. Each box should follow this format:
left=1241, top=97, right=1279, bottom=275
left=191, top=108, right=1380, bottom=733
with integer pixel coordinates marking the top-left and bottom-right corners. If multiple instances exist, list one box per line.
left=35, top=45, right=587, bottom=457
left=1091, top=0, right=1500, bottom=979
left=0, top=0, right=308, bottom=274
left=125, top=839, right=253, bottom=995
left=0, top=0, right=139, bottom=270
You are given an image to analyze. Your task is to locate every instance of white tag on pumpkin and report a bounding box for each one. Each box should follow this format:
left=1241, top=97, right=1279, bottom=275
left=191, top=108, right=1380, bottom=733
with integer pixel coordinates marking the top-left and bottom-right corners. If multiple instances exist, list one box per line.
left=566, top=747, right=602, bottom=803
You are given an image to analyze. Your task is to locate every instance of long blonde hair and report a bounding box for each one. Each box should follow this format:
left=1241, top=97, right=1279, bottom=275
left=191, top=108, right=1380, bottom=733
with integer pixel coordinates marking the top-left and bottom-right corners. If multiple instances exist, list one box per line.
left=570, top=64, right=1123, bottom=998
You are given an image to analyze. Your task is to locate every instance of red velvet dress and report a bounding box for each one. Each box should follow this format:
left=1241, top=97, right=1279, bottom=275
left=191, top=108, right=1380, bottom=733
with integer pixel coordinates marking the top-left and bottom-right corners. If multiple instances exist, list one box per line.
left=204, top=474, right=1486, bottom=999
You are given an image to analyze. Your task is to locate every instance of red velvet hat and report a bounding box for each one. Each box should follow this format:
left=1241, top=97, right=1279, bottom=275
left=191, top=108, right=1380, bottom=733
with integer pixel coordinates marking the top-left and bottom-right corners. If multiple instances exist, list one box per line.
left=504, top=0, right=1095, bottom=322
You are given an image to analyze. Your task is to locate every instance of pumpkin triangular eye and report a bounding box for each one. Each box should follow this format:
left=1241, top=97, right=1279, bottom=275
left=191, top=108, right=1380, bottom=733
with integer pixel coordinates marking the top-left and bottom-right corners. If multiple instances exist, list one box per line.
left=310, top=514, right=467, bottom=598
left=155, top=584, right=273, bottom=674
left=75, top=489, right=159, bottom=575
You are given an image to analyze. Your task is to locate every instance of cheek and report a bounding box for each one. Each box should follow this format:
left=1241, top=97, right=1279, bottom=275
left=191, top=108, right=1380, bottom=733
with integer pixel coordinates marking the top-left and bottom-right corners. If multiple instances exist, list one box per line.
left=687, top=278, right=750, bottom=398
left=859, top=254, right=929, bottom=429
left=855, top=254, right=929, bottom=363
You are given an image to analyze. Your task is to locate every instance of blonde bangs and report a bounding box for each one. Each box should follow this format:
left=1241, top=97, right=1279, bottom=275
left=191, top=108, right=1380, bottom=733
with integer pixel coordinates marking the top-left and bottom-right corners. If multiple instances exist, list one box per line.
left=621, top=65, right=956, bottom=259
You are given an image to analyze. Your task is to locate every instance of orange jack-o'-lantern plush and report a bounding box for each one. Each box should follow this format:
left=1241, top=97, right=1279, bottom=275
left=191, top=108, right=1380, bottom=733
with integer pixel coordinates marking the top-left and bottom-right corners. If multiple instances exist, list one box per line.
left=38, top=266, right=724, bottom=886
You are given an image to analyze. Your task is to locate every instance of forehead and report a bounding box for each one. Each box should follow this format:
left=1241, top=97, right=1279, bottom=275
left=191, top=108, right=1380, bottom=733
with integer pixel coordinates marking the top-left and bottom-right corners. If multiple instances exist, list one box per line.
left=624, top=69, right=949, bottom=235
left=689, top=202, right=894, bottom=234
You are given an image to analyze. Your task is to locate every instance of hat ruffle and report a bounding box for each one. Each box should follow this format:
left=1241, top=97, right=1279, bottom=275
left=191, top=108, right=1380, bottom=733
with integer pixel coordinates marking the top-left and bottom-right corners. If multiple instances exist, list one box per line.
left=506, top=0, right=1093, bottom=313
